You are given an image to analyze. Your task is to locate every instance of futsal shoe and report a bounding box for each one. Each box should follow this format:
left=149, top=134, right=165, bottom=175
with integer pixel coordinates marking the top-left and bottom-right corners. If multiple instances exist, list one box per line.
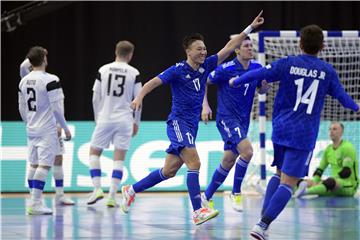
left=121, top=185, right=135, bottom=213
left=192, top=207, right=219, bottom=225
left=250, top=224, right=268, bottom=240
left=27, top=201, right=53, bottom=215
left=106, top=197, right=118, bottom=208
left=230, top=193, right=243, bottom=212
left=200, top=193, right=214, bottom=210
left=294, top=181, right=308, bottom=198
left=87, top=188, right=104, bottom=205
left=55, top=194, right=75, bottom=206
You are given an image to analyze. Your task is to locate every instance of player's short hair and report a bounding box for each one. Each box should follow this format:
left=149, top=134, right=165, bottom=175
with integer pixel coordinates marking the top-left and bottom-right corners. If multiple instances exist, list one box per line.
left=27, top=46, right=47, bottom=67
left=115, top=40, right=134, bottom=57
left=331, top=121, right=344, bottom=131
left=182, top=33, right=205, bottom=51
left=300, top=24, right=324, bottom=55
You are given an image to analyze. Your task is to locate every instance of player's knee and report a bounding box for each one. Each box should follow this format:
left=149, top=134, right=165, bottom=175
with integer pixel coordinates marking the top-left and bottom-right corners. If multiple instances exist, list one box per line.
left=222, top=155, right=236, bottom=169
left=322, top=177, right=336, bottom=191
left=163, top=169, right=178, bottom=178
left=239, top=147, right=253, bottom=161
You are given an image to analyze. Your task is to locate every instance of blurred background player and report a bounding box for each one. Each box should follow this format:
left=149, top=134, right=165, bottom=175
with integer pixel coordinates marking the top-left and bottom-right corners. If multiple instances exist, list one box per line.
left=19, top=46, right=72, bottom=215
left=201, top=36, right=269, bottom=211
left=230, top=24, right=360, bottom=240
left=123, top=12, right=264, bottom=225
left=87, top=40, right=142, bottom=207
left=20, top=54, right=75, bottom=206
left=294, top=121, right=359, bottom=198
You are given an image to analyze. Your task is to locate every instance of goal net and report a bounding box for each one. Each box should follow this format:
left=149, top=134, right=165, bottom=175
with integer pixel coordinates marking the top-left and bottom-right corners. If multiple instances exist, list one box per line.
left=243, top=31, right=360, bottom=193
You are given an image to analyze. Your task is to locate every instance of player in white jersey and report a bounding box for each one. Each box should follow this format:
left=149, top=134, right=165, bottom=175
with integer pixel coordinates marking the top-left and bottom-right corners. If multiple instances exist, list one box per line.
left=18, top=46, right=72, bottom=215
left=20, top=53, right=75, bottom=206
left=87, top=40, right=142, bottom=207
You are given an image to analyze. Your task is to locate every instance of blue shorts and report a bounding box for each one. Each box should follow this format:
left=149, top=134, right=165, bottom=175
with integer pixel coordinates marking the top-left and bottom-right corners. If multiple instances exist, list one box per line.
left=166, top=119, right=198, bottom=156
left=272, top=143, right=313, bottom=178
left=216, top=117, right=248, bottom=155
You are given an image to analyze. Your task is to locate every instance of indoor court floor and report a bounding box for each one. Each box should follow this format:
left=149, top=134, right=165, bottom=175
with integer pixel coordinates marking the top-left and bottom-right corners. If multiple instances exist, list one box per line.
left=1, top=192, right=359, bottom=239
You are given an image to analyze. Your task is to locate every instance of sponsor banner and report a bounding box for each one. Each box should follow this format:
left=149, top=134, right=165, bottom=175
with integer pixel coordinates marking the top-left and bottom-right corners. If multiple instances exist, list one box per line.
left=1, top=121, right=359, bottom=192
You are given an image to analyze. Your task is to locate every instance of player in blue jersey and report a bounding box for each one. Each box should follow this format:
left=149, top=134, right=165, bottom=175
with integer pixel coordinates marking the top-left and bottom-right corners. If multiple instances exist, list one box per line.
left=201, top=36, right=269, bottom=212
left=230, top=24, right=360, bottom=240
left=121, top=12, right=265, bottom=225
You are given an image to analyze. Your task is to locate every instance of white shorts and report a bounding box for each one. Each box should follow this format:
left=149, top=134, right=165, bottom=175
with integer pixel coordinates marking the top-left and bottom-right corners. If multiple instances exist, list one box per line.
left=57, top=137, right=65, bottom=155
left=28, top=132, right=59, bottom=166
left=90, top=121, right=132, bottom=150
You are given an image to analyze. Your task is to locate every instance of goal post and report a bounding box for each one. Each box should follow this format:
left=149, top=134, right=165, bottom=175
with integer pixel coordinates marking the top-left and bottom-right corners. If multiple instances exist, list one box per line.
left=245, top=30, right=360, bottom=193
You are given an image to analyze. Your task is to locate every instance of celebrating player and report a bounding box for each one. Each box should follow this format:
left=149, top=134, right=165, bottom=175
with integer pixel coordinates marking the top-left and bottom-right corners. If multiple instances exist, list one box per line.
left=201, top=36, right=269, bottom=211
left=230, top=24, right=360, bottom=240
left=122, top=11, right=265, bottom=225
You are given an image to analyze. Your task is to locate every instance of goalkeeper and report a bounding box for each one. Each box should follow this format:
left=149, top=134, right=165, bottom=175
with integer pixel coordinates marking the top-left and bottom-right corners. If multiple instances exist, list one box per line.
left=294, top=122, right=359, bottom=197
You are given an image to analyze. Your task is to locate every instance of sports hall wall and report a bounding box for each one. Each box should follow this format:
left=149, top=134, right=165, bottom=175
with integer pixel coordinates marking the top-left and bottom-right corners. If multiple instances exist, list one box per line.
left=2, top=2, right=359, bottom=192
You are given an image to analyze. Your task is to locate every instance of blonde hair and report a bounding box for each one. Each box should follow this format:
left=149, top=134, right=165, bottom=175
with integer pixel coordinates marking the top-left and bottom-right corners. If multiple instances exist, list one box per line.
left=115, top=40, right=134, bottom=57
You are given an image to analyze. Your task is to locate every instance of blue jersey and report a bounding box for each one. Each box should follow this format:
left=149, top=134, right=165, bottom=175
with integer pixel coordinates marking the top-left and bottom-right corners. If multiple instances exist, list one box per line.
left=209, top=58, right=262, bottom=128
left=158, top=55, right=218, bottom=127
left=233, top=54, right=359, bottom=151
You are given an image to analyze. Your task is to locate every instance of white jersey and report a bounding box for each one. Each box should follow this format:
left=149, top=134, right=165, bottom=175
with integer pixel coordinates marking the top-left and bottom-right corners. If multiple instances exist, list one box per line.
left=20, top=58, right=32, bottom=78
left=18, top=71, right=64, bottom=137
left=93, top=61, right=141, bottom=123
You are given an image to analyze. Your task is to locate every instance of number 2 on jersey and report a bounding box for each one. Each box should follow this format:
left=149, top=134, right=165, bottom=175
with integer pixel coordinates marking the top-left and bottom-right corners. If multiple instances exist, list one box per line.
left=107, top=74, right=126, bottom=97
left=293, top=78, right=319, bottom=114
left=27, top=87, right=36, bottom=111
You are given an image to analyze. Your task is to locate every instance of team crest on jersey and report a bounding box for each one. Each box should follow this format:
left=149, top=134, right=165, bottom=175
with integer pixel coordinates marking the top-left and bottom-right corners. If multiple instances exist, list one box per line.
left=265, top=64, right=272, bottom=69
left=198, top=67, right=205, bottom=73
left=186, top=74, right=191, bottom=79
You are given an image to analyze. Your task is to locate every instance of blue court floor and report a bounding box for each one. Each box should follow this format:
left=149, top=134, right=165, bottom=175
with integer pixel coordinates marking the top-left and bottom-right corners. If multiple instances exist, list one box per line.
left=1, top=192, right=359, bottom=240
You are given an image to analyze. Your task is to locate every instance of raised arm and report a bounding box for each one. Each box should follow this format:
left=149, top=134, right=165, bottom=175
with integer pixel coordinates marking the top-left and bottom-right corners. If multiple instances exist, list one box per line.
left=131, top=77, right=163, bottom=111
left=216, top=10, right=264, bottom=65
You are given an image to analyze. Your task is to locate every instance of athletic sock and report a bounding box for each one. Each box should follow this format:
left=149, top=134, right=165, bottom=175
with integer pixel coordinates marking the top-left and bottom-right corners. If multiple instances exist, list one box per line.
left=187, top=170, right=202, bottom=211
left=132, top=168, right=167, bottom=193
left=232, top=157, right=249, bottom=194
left=205, top=164, right=229, bottom=200
left=261, top=174, right=280, bottom=215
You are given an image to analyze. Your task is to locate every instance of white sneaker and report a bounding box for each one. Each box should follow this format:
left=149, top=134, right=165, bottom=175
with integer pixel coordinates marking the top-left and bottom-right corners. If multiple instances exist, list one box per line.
left=121, top=185, right=135, bottom=213
left=250, top=224, right=268, bottom=240
left=230, top=193, right=243, bottom=212
left=27, top=201, right=53, bottom=215
left=200, top=193, right=214, bottom=210
left=192, top=207, right=219, bottom=225
left=55, top=194, right=75, bottom=206
left=87, top=188, right=104, bottom=205
left=294, top=181, right=308, bottom=198
left=106, top=197, right=118, bottom=208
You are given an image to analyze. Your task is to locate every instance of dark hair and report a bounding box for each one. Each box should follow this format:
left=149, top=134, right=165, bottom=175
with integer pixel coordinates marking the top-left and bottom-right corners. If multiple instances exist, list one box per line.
left=116, top=40, right=134, bottom=57
left=27, top=46, right=47, bottom=67
left=300, top=24, right=324, bottom=55
left=182, top=33, right=204, bottom=51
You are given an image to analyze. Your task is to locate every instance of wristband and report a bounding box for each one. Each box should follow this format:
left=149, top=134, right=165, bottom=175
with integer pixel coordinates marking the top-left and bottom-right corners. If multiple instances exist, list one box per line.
left=243, top=25, right=253, bottom=35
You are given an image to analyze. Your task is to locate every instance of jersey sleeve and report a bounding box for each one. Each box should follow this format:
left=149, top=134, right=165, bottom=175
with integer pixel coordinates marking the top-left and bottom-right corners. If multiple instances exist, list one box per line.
left=232, top=58, right=287, bottom=87
left=157, top=65, right=177, bottom=85
left=205, top=54, right=219, bottom=70
left=46, top=78, right=64, bottom=103
left=327, top=70, right=359, bottom=111
left=208, top=66, right=227, bottom=85
left=19, top=58, right=32, bottom=78
left=341, top=143, right=357, bottom=168
left=92, top=72, right=102, bottom=93
left=312, top=146, right=330, bottom=182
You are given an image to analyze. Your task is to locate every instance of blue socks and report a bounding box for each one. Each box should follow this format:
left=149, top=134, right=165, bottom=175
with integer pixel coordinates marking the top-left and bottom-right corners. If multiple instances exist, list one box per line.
left=261, top=174, right=281, bottom=215
left=187, top=170, right=202, bottom=211
left=205, top=164, right=229, bottom=200
left=132, top=169, right=167, bottom=193
left=232, top=157, right=249, bottom=194
left=260, top=183, right=293, bottom=230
